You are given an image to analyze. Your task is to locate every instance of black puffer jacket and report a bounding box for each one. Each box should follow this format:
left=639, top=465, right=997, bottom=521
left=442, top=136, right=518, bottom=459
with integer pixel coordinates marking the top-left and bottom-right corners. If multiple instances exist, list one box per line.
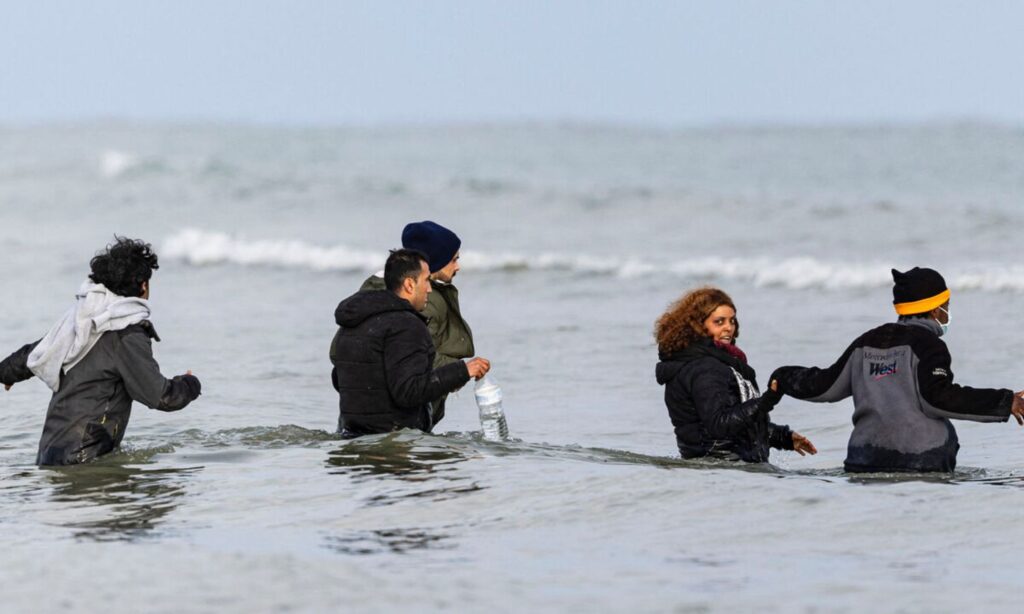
left=655, top=338, right=793, bottom=462
left=0, top=322, right=201, bottom=466
left=329, top=290, right=470, bottom=436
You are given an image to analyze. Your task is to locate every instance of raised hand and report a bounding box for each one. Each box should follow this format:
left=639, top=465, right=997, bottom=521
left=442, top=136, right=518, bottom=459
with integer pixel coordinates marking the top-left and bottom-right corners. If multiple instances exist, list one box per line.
left=1011, top=391, right=1024, bottom=426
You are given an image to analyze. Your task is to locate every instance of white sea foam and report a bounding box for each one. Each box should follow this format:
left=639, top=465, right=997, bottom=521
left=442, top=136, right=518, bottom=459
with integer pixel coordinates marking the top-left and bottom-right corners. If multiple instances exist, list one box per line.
left=161, top=229, right=1024, bottom=292
left=162, top=229, right=382, bottom=272
left=99, top=149, right=140, bottom=179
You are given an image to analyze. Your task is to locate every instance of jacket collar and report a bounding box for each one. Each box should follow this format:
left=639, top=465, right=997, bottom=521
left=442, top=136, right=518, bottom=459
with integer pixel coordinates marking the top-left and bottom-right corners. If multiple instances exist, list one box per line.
left=660, top=337, right=757, bottom=383
left=899, top=317, right=943, bottom=337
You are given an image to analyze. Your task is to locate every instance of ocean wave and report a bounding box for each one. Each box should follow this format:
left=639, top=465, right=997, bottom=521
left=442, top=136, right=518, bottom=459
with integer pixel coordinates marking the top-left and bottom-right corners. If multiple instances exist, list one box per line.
left=162, top=229, right=1024, bottom=292
left=100, top=149, right=139, bottom=178
left=99, top=149, right=167, bottom=179
left=163, top=229, right=383, bottom=272
left=171, top=425, right=341, bottom=449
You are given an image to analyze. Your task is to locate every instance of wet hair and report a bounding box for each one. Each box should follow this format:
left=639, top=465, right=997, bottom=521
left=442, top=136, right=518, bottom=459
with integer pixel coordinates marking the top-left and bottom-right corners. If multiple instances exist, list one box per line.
left=655, top=287, right=739, bottom=354
left=384, top=248, right=429, bottom=293
left=88, top=236, right=159, bottom=298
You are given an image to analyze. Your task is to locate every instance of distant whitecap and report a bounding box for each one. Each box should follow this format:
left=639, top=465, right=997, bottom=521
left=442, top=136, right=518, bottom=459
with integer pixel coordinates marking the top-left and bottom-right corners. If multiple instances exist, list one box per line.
left=161, top=229, right=1024, bottom=292
left=99, top=149, right=139, bottom=179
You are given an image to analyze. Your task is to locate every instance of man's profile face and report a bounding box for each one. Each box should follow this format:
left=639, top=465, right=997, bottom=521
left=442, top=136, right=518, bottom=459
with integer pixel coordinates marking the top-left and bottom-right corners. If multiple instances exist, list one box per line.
left=409, top=261, right=432, bottom=311
left=432, top=252, right=461, bottom=284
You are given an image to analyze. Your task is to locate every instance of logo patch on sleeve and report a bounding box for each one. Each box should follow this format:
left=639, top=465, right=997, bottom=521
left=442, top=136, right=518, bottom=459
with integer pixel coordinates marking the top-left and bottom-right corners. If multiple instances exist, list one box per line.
left=932, top=367, right=949, bottom=377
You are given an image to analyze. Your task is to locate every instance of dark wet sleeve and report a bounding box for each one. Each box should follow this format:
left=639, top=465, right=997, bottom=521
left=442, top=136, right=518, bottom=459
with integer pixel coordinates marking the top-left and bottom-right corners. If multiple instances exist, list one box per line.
left=114, top=331, right=201, bottom=412
left=384, top=323, right=470, bottom=409
left=0, top=340, right=40, bottom=386
left=329, top=330, right=340, bottom=391
left=768, top=422, right=795, bottom=450
left=771, top=339, right=858, bottom=403
left=916, top=337, right=1012, bottom=423
left=686, top=360, right=776, bottom=440
left=432, top=351, right=461, bottom=370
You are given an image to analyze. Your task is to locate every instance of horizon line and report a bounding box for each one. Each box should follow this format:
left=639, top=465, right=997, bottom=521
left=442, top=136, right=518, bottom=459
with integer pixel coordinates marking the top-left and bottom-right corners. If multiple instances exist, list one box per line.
left=2, top=115, right=1023, bottom=132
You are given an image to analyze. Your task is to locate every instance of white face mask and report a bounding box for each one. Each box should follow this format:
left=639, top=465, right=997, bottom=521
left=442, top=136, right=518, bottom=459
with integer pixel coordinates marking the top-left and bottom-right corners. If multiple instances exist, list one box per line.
left=936, top=306, right=951, bottom=336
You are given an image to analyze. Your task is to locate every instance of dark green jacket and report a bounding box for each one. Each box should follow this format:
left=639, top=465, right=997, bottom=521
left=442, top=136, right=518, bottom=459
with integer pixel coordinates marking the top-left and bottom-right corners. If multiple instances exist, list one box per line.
left=360, top=275, right=475, bottom=424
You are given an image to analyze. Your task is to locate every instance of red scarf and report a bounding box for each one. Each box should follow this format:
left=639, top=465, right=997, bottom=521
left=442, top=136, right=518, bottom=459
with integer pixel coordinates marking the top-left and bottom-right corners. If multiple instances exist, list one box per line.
left=714, top=340, right=747, bottom=364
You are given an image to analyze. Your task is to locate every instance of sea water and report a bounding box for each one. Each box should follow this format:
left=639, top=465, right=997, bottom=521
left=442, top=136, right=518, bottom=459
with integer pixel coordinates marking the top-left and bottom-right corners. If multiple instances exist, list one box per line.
left=0, top=122, right=1023, bottom=611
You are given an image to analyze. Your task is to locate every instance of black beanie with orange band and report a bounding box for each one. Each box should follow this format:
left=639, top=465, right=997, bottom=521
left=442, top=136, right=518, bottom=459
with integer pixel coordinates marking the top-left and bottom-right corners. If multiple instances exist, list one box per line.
left=892, top=267, right=949, bottom=316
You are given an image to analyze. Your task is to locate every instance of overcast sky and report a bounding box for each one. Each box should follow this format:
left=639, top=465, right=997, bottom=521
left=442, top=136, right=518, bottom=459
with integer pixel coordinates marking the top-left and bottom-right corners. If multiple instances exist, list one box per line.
left=2, top=1, right=1022, bottom=126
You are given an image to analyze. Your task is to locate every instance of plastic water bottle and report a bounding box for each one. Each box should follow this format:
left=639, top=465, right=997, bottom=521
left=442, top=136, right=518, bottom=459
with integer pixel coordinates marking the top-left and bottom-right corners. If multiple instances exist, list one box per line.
left=474, top=375, right=509, bottom=441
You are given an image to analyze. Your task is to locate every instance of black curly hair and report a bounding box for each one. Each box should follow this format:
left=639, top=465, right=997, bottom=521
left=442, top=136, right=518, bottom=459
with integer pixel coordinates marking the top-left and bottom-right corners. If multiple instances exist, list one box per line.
left=89, top=236, right=160, bottom=298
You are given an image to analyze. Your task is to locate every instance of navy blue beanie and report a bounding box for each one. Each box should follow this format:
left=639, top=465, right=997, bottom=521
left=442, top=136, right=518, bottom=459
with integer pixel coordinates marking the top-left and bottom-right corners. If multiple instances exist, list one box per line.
left=401, top=221, right=461, bottom=273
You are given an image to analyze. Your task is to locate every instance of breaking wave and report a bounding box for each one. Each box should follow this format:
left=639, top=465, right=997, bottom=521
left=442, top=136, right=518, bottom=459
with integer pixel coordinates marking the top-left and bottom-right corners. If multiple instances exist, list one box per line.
left=162, top=229, right=1024, bottom=292
left=100, top=149, right=140, bottom=178
left=99, top=149, right=167, bottom=179
left=163, top=229, right=382, bottom=272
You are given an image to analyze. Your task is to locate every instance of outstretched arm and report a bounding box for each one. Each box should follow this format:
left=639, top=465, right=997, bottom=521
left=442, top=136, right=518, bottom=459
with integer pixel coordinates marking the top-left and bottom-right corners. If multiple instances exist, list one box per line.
left=767, top=422, right=794, bottom=451
left=114, top=331, right=201, bottom=411
left=687, top=361, right=780, bottom=440
left=0, top=341, right=40, bottom=390
left=916, top=337, right=1013, bottom=423
left=769, top=423, right=818, bottom=455
left=771, top=340, right=858, bottom=402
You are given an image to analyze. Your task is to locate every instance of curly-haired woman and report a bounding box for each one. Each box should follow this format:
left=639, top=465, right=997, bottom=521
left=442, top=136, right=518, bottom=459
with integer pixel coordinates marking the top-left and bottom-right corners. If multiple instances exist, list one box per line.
left=655, top=287, right=816, bottom=462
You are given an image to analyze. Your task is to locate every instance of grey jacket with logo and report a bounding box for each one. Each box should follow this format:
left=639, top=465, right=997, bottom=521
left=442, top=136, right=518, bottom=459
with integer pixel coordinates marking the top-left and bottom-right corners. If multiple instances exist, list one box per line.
left=772, top=318, right=1012, bottom=472
left=0, top=321, right=201, bottom=466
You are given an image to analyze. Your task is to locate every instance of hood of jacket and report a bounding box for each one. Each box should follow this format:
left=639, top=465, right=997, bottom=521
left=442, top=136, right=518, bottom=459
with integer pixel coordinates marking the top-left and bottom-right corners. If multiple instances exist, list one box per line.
left=656, top=337, right=756, bottom=385
left=27, top=280, right=151, bottom=392
left=898, top=316, right=943, bottom=337
left=335, top=290, right=425, bottom=328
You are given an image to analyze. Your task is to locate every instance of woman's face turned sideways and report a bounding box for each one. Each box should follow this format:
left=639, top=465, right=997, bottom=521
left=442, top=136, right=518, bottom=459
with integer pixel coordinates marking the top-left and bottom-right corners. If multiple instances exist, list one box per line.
left=704, top=305, right=737, bottom=344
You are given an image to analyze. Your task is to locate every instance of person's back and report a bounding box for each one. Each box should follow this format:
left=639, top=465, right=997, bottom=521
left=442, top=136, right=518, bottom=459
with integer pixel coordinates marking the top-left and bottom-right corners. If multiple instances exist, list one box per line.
left=844, top=321, right=965, bottom=471
left=331, top=289, right=453, bottom=434
left=772, top=267, right=1022, bottom=472
left=331, top=249, right=489, bottom=437
left=359, top=274, right=473, bottom=368
left=777, top=319, right=1008, bottom=471
left=3, top=321, right=199, bottom=465
left=359, top=221, right=475, bottom=426
left=0, top=237, right=201, bottom=466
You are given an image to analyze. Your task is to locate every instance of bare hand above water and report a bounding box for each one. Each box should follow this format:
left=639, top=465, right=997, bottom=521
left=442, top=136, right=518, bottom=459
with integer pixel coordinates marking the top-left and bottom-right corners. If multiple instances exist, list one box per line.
left=465, top=357, right=491, bottom=380
left=1011, top=391, right=1024, bottom=426
left=792, top=432, right=817, bottom=456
